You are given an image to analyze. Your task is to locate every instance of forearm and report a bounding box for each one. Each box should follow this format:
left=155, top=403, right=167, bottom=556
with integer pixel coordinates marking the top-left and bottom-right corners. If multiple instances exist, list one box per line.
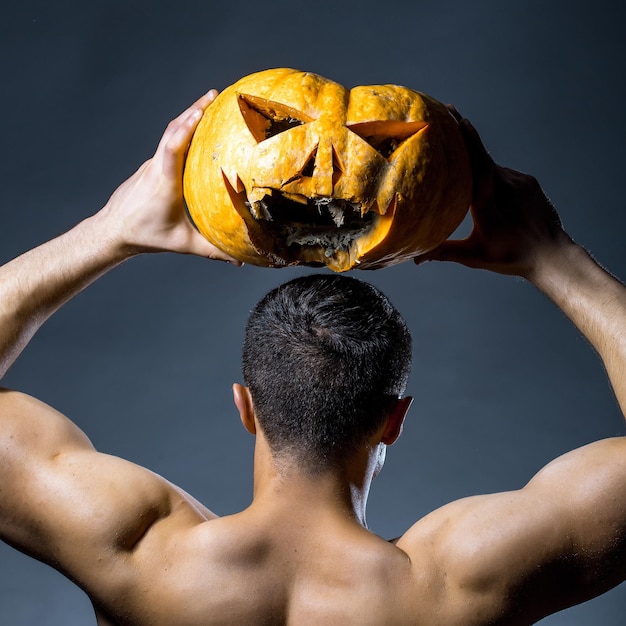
left=0, top=92, right=237, bottom=379
left=529, top=236, right=626, bottom=415
left=0, top=212, right=132, bottom=379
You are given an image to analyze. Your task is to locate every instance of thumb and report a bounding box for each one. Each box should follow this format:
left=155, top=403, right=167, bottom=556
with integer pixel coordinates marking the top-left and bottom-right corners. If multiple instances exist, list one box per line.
left=414, top=237, right=482, bottom=268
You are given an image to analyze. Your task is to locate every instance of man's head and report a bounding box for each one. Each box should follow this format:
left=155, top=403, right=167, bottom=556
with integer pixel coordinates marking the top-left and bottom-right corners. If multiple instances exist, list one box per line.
left=241, top=274, right=412, bottom=472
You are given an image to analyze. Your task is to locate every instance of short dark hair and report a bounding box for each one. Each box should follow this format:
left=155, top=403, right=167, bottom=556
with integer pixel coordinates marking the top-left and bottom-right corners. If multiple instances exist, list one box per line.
left=242, top=274, right=412, bottom=471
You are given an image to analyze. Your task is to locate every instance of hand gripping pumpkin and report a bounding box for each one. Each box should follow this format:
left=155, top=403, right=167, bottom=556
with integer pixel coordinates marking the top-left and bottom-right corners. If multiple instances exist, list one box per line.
left=183, top=68, right=471, bottom=271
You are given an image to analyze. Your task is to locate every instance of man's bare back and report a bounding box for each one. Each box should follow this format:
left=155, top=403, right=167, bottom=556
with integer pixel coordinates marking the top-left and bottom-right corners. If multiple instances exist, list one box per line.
left=1, top=92, right=625, bottom=625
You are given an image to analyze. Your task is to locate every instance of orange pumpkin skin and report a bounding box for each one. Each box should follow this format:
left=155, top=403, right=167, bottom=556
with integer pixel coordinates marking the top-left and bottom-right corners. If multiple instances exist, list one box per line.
left=184, top=68, right=471, bottom=271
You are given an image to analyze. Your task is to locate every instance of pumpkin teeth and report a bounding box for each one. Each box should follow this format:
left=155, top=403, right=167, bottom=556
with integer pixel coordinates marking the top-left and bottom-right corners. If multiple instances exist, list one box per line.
left=244, top=191, right=376, bottom=256
left=314, top=197, right=345, bottom=227
left=245, top=198, right=272, bottom=221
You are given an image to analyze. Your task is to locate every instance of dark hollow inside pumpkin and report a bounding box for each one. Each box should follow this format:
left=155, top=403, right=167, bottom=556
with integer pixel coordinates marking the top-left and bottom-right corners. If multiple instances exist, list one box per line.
left=246, top=193, right=376, bottom=259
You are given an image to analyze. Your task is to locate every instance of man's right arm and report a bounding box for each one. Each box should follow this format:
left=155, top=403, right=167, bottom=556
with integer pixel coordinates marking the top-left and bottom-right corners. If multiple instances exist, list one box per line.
left=0, top=91, right=233, bottom=606
left=403, top=114, right=626, bottom=622
left=418, top=112, right=626, bottom=412
left=0, top=89, right=236, bottom=380
left=529, top=238, right=626, bottom=412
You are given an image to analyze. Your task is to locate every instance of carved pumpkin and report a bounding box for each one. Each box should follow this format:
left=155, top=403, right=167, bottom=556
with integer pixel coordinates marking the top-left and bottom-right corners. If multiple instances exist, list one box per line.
left=183, top=68, right=471, bottom=271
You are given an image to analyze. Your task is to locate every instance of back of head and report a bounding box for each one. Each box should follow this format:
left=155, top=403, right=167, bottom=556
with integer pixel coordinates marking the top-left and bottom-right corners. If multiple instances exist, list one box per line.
left=242, top=274, right=412, bottom=472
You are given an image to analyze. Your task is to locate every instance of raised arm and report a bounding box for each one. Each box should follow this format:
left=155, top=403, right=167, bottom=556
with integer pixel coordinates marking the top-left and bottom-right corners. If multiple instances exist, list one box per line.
left=418, top=110, right=626, bottom=414
left=0, top=92, right=234, bottom=610
left=0, top=89, right=236, bottom=380
left=406, top=113, right=626, bottom=622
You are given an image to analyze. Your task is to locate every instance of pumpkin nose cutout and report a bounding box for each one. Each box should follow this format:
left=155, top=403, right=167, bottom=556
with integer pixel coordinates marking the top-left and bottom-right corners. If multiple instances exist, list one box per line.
left=310, top=140, right=342, bottom=196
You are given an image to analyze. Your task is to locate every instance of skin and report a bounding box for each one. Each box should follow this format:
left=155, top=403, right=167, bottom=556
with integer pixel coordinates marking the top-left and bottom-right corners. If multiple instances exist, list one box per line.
left=0, top=92, right=625, bottom=625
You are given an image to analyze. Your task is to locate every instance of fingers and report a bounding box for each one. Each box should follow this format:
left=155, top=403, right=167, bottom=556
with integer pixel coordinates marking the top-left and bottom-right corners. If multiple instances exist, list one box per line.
left=160, top=107, right=204, bottom=180
left=156, top=89, right=218, bottom=180
left=191, top=89, right=219, bottom=111
left=446, top=104, right=463, bottom=123
left=155, top=89, right=218, bottom=155
left=446, top=107, right=497, bottom=210
left=459, top=120, right=495, bottom=201
left=160, top=89, right=218, bottom=144
left=445, top=106, right=490, bottom=168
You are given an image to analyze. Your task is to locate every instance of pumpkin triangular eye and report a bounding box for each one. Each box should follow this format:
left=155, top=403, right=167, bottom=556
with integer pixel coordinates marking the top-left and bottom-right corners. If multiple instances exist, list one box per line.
left=238, top=94, right=312, bottom=143
left=347, top=120, right=427, bottom=160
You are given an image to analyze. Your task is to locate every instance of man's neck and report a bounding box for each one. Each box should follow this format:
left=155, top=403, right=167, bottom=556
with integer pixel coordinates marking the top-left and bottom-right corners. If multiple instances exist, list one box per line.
left=250, top=434, right=381, bottom=527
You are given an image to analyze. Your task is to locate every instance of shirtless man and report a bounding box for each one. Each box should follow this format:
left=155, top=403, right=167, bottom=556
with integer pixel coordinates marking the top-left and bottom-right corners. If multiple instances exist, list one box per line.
left=0, top=90, right=624, bottom=625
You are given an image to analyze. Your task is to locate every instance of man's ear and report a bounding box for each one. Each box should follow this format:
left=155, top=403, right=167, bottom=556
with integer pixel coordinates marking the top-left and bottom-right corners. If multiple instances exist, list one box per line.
left=380, top=396, right=413, bottom=445
left=233, top=383, right=256, bottom=435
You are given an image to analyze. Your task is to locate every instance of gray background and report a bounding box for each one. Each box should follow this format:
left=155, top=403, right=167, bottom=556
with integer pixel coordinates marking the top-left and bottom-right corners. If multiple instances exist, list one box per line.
left=1, top=0, right=625, bottom=623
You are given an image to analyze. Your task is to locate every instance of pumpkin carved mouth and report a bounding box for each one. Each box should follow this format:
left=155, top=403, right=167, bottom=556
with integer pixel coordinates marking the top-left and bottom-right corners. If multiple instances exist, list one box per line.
left=221, top=169, right=383, bottom=266
left=243, top=190, right=380, bottom=263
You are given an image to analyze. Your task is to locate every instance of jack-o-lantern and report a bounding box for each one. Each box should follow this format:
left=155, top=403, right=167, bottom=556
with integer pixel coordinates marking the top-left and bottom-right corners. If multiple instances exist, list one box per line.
left=183, top=68, right=471, bottom=271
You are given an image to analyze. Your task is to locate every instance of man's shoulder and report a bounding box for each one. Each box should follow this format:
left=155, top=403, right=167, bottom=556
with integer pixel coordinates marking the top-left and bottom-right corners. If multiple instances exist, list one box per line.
left=393, top=489, right=564, bottom=624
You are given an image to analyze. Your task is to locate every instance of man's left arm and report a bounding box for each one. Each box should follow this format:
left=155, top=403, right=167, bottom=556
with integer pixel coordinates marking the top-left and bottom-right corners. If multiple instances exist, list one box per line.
left=403, top=113, right=626, bottom=623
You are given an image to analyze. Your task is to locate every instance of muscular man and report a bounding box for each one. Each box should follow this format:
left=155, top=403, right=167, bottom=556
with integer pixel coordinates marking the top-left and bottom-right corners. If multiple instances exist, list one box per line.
left=0, top=90, right=624, bottom=625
